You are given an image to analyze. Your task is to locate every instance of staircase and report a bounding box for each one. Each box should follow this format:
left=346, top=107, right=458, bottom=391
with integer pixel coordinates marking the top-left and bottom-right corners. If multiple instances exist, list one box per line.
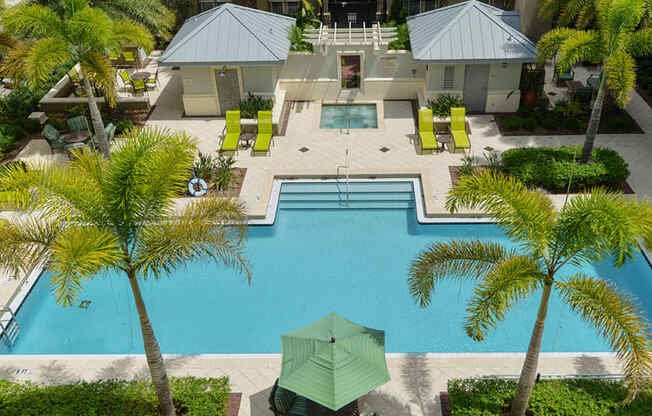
left=0, top=306, right=20, bottom=348
left=278, top=181, right=415, bottom=210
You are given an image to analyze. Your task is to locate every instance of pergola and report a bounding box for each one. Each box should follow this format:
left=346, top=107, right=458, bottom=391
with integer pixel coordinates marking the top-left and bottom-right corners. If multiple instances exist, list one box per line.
left=303, top=23, right=398, bottom=53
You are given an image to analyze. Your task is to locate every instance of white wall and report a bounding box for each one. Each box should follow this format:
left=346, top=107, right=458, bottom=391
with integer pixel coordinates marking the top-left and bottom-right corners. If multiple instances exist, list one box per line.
left=425, top=64, right=465, bottom=100
left=486, top=63, right=522, bottom=112
left=242, top=66, right=279, bottom=95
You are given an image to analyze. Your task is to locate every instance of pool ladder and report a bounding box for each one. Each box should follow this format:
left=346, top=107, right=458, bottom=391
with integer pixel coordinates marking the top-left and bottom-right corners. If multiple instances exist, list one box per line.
left=0, top=306, right=19, bottom=348
left=336, top=149, right=350, bottom=205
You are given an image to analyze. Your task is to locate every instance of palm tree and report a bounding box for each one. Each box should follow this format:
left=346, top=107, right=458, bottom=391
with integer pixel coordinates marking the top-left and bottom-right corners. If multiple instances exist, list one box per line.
left=408, top=171, right=652, bottom=416
left=0, top=129, right=251, bottom=416
left=34, top=0, right=175, bottom=40
left=537, top=0, right=652, bottom=163
left=0, top=0, right=15, bottom=56
left=1, top=0, right=153, bottom=159
left=539, top=0, right=598, bottom=29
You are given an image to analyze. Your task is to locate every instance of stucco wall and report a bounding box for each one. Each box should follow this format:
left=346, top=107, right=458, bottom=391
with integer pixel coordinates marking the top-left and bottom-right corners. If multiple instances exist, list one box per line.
left=242, top=66, right=278, bottom=94
left=486, top=63, right=522, bottom=112
left=425, top=64, right=465, bottom=97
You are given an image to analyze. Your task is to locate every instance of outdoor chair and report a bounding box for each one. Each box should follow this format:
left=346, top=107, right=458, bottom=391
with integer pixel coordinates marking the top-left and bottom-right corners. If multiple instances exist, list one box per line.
left=450, top=107, right=470, bottom=153
left=67, top=68, right=82, bottom=84
left=556, top=68, right=574, bottom=86
left=122, top=51, right=137, bottom=67
left=587, top=73, right=602, bottom=91
left=220, top=110, right=240, bottom=153
left=67, top=115, right=90, bottom=135
left=108, top=50, right=120, bottom=64
left=41, top=124, right=87, bottom=153
left=418, top=108, right=438, bottom=154
left=118, top=70, right=131, bottom=88
left=131, top=79, right=147, bottom=95
left=253, top=110, right=273, bottom=156
left=268, top=379, right=307, bottom=416
left=145, top=69, right=159, bottom=90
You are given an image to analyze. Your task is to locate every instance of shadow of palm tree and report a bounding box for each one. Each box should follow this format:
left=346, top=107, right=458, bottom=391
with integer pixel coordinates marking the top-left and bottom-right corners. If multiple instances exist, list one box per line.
left=401, top=354, right=439, bottom=416
left=39, top=361, right=75, bottom=385
left=573, top=355, right=609, bottom=376
left=362, top=390, right=413, bottom=416
left=0, top=365, right=17, bottom=381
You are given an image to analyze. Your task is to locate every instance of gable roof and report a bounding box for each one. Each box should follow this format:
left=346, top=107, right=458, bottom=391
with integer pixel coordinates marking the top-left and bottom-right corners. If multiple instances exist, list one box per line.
left=159, top=4, right=295, bottom=66
left=407, top=1, right=537, bottom=63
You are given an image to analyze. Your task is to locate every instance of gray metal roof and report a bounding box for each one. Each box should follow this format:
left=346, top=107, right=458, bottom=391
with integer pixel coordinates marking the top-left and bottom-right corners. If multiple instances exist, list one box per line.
left=160, top=4, right=295, bottom=66
left=407, top=1, right=537, bottom=64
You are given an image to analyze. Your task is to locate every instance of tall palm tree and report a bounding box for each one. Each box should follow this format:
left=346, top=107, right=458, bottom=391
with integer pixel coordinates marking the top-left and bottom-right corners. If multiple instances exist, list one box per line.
left=537, top=0, right=652, bottom=163
left=0, top=128, right=251, bottom=416
left=408, top=171, right=652, bottom=416
left=2, top=0, right=153, bottom=159
left=0, top=0, right=15, bottom=57
left=539, top=0, right=598, bottom=29
left=34, top=0, right=175, bottom=40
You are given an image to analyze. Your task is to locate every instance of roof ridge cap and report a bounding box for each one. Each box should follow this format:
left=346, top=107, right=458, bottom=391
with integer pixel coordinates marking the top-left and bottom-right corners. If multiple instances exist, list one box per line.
left=226, top=7, right=283, bottom=60
left=160, top=6, right=227, bottom=62
left=415, top=1, right=475, bottom=60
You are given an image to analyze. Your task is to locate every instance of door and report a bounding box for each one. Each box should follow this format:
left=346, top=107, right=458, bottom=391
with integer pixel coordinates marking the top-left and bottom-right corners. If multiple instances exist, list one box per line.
left=215, top=69, right=240, bottom=115
left=463, top=64, right=490, bottom=113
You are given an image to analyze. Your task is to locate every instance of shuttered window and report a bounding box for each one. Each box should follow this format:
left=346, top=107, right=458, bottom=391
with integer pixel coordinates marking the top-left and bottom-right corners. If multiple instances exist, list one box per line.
left=442, top=66, right=455, bottom=89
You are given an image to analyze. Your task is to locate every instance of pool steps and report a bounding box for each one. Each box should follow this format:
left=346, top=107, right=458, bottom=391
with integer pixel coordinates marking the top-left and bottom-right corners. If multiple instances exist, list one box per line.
left=279, top=181, right=416, bottom=209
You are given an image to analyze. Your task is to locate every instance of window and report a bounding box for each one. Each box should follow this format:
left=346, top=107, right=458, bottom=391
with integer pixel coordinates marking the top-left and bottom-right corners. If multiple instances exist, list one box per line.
left=199, top=0, right=228, bottom=12
left=407, top=0, right=420, bottom=15
left=341, top=55, right=361, bottom=89
left=286, top=1, right=299, bottom=16
left=443, top=65, right=455, bottom=89
left=271, top=2, right=284, bottom=14
left=347, top=13, right=357, bottom=24
left=424, top=0, right=436, bottom=11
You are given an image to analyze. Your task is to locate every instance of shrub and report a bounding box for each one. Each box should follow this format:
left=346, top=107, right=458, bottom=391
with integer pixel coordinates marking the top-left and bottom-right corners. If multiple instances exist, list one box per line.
left=448, top=378, right=652, bottom=416
left=215, top=154, right=236, bottom=191
left=21, top=118, right=42, bottom=133
left=386, top=23, right=410, bottom=50
left=502, top=117, right=521, bottom=131
left=501, top=146, right=630, bottom=192
left=0, top=376, right=230, bottom=416
left=193, top=152, right=218, bottom=183
left=540, top=113, right=560, bottom=130
left=458, top=155, right=476, bottom=177
left=483, top=151, right=501, bottom=173
left=0, top=124, right=24, bottom=153
left=562, top=117, right=582, bottom=131
left=428, top=94, right=465, bottom=117
left=115, top=119, right=135, bottom=134
left=522, top=117, right=537, bottom=131
left=238, top=93, right=274, bottom=119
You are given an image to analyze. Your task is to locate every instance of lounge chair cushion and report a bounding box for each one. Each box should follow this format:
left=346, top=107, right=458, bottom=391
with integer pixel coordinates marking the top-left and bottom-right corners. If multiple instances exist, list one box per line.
left=254, top=133, right=272, bottom=152
left=451, top=130, right=470, bottom=149
left=418, top=108, right=438, bottom=150
left=450, top=107, right=470, bottom=149
left=221, top=133, right=239, bottom=152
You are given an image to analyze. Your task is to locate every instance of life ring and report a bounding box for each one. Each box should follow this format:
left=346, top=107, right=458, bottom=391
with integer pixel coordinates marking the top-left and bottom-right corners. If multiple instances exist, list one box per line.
left=188, top=178, right=208, bottom=197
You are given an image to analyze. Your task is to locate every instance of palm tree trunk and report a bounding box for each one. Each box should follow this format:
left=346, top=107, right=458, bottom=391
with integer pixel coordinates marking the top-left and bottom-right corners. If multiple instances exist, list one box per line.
left=580, top=71, right=607, bottom=164
left=510, top=282, right=553, bottom=416
left=80, top=70, right=111, bottom=159
left=126, top=269, right=176, bottom=416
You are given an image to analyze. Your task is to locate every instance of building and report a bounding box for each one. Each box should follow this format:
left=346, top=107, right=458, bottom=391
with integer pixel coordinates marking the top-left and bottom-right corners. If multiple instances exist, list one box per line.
left=159, top=1, right=536, bottom=116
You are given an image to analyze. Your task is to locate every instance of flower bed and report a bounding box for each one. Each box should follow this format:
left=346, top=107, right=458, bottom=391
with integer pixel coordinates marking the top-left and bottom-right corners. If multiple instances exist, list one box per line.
left=446, top=378, right=652, bottom=416
left=0, top=376, right=230, bottom=416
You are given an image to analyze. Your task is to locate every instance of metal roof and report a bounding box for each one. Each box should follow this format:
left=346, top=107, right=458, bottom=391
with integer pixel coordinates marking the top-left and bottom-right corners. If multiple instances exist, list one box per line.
left=407, top=1, right=537, bottom=64
left=159, top=4, right=295, bottom=66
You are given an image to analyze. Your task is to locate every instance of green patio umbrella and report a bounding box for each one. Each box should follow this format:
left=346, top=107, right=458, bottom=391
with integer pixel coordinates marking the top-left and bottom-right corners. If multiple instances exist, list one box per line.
left=279, top=312, right=390, bottom=411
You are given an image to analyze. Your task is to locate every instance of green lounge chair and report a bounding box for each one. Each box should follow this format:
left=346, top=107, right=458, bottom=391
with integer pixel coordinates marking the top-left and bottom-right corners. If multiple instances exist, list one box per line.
left=220, top=110, right=240, bottom=153
left=145, top=69, right=159, bottom=90
left=41, top=124, right=87, bottom=152
left=418, top=108, right=438, bottom=154
left=450, top=107, right=470, bottom=153
left=119, top=70, right=131, bottom=87
left=253, top=110, right=273, bottom=156
left=269, top=379, right=307, bottom=416
left=122, top=50, right=137, bottom=67
left=67, top=69, right=81, bottom=84
left=108, top=50, right=120, bottom=63
left=132, top=79, right=147, bottom=95
left=67, top=115, right=90, bottom=134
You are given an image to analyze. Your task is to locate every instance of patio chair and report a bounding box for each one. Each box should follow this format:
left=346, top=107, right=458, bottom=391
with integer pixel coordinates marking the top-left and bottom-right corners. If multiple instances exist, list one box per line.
left=67, top=68, right=82, bottom=84
left=418, top=108, right=438, bottom=154
left=122, top=51, right=137, bottom=67
left=253, top=110, right=273, bottom=156
left=118, top=70, right=131, bottom=88
left=587, top=73, right=602, bottom=91
left=108, top=50, right=120, bottom=64
left=131, top=79, right=147, bottom=95
left=450, top=107, right=470, bottom=153
left=41, top=124, right=87, bottom=152
left=268, top=379, right=307, bottom=416
left=67, top=115, right=90, bottom=135
left=220, top=110, right=240, bottom=153
left=145, top=69, right=159, bottom=90
left=556, top=68, right=574, bottom=86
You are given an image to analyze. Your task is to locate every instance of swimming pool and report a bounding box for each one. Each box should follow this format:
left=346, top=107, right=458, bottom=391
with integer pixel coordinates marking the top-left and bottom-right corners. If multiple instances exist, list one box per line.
left=320, top=104, right=378, bottom=129
left=4, top=182, right=652, bottom=354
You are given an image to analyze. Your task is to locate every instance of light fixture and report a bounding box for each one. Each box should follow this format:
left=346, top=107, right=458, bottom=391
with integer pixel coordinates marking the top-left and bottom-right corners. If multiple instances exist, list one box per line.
left=218, top=66, right=227, bottom=77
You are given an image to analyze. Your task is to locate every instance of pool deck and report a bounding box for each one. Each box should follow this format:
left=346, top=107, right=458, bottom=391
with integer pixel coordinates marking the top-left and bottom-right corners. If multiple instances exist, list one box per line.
left=2, top=60, right=652, bottom=415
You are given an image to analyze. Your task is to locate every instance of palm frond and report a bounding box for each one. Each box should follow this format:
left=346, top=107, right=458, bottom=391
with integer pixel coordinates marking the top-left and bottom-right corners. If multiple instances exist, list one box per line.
left=446, top=171, right=556, bottom=257
left=555, top=188, right=648, bottom=267
left=626, top=29, right=652, bottom=57
left=110, top=19, right=155, bottom=54
left=559, top=0, right=596, bottom=28
left=408, top=240, right=516, bottom=307
left=604, top=50, right=637, bottom=108
left=134, top=197, right=250, bottom=281
left=66, top=5, right=114, bottom=51
left=81, top=52, right=116, bottom=105
left=22, top=38, right=72, bottom=87
left=49, top=225, right=122, bottom=306
left=536, top=28, right=578, bottom=63
left=464, top=255, right=545, bottom=341
left=96, top=0, right=175, bottom=39
left=602, top=0, right=645, bottom=35
left=2, top=3, right=63, bottom=40
left=556, top=30, right=603, bottom=72
left=538, top=0, right=563, bottom=21
left=0, top=32, right=16, bottom=53
left=557, top=275, right=652, bottom=401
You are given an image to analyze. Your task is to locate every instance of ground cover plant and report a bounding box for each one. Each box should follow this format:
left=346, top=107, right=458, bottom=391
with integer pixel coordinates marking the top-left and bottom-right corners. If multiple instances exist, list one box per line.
left=409, top=170, right=652, bottom=416
left=0, top=376, right=230, bottom=416
left=448, top=378, right=652, bottom=416
left=428, top=94, right=465, bottom=118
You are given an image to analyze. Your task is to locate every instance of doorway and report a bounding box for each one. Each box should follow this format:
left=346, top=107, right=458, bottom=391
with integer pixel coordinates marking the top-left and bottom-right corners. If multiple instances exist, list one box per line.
left=463, top=64, right=489, bottom=113
left=215, top=69, right=240, bottom=115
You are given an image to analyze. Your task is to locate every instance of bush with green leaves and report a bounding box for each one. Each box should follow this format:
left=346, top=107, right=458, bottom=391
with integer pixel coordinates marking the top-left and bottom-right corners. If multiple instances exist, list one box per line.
left=502, top=117, right=521, bottom=131
left=238, top=93, right=274, bottom=119
left=215, top=154, right=236, bottom=191
left=193, top=152, right=217, bottom=183
left=0, top=124, right=24, bottom=155
left=502, top=146, right=630, bottom=192
left=0, top=377, right=230, bottom=416
left=383, top=22, right=410, bottom=50
left=448, top=378, right=652, bottom=416
left=114, top=120, right=135, bottom=135
left=428, top=94, right=465, bottom=118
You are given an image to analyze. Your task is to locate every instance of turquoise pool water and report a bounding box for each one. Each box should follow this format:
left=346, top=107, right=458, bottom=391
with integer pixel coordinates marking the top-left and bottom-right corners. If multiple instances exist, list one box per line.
left=4, top=182, right=652, bottom=354
left=320, top=104, right=378, bottom=129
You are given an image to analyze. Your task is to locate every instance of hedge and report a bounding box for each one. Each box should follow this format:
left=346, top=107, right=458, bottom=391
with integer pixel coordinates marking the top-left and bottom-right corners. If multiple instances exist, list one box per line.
left=0, top=376, right=230, bottom=416
left=448, top=378, right=652, bottom=416
left=501, top=146, right=630, bottom=192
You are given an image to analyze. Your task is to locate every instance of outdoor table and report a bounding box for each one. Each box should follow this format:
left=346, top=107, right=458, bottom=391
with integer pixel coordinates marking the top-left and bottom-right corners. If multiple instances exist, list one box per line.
left=239, top=133, right=255, bottom=149
left=437, top=134, right=452, bottom=152
left=131, top=71, right=151, bottom=81
left=65, top=130, right=90, bottom=143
